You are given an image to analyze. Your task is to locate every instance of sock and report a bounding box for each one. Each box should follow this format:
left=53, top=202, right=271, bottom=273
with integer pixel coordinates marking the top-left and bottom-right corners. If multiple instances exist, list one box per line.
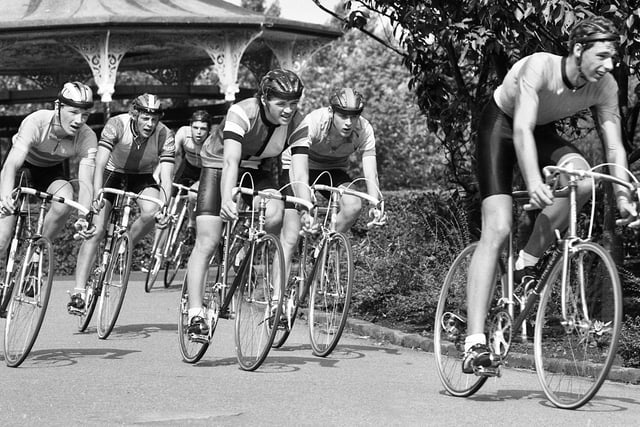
left=515, top=250, right=539, bottom=270
left=188, top=307, right=203, bottom=322
left=464, top=333, right=486, bottom=352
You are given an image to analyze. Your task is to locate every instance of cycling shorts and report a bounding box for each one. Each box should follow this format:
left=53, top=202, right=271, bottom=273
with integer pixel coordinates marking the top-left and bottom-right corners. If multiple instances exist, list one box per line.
left=17, top=161, right=68, bottom=192
left=279, top=168, right=352, bottom=209
left=174, top=159, right=201, bottom=187
left=476, top=98, right=583, bottom=199
left=196, top=167, right=278, bottom=216
left=103, top=170, right=159, bottom=205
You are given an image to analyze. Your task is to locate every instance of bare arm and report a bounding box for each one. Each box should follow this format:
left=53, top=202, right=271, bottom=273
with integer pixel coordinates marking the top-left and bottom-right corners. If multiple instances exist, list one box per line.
left=362, top=154, right=380, bottom=203
left=290, top=153, right=311, bottom=205
left=157, top=161, right=174, bottom=205
left=93, top=146, right=110, bottom=197
left=220, top=140, right=242, bottom=221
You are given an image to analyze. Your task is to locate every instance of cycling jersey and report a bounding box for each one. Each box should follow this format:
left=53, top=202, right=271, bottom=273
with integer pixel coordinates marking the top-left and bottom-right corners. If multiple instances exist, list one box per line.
left=99, top=113, right=175, bottom=174
left=175, top=125, right=212, bottom=168
left=493, top=52, right=619, bottom=124
left=200, top=97, right=309, bottom=169
left=12, top=109, right=97, bottom=167
left=281, top=107, right=375, bottom=171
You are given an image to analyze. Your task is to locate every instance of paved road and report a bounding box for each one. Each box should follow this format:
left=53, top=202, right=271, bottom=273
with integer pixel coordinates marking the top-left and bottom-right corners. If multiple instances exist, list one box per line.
left=1, top=273, right=640, bottom=426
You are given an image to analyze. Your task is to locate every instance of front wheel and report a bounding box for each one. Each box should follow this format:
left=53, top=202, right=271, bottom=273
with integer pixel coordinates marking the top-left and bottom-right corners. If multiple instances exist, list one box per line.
left=308, top=232, right=353, bottom=357
left=4, top=237, right=54, bottom=367
left=434, top=243, right=490, bottom=397
left=234, top=234, right=285, bottom=371
left=145, top=227, right=169, bottom=293
left=96, top=233, right=132, bottom=339
left=535, top=242, right=622, bottom=409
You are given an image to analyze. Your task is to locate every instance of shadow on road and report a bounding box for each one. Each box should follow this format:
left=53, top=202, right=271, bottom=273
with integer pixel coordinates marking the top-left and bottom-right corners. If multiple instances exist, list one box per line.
left=0, top=347, right=141, bottom=368
left=73, top=323, right=177, bottom=340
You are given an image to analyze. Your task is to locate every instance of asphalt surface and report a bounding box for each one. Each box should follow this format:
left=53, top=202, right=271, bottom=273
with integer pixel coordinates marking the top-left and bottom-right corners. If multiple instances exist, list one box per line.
left=1, top=272, right=640, bottom=426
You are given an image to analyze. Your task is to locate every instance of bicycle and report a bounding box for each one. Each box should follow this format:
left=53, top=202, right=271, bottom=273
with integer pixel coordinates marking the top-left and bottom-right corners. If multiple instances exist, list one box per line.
left=272, top=180, right=386, bottom=357
left=434, top=163, right=637, bottom=409
left=144, top=182, right=197, bottom=292
left=73, top=187, right=165, bottom=339
left=177, top=185, right=313, bottom=370
left=0, top=187, right=89, bottom=367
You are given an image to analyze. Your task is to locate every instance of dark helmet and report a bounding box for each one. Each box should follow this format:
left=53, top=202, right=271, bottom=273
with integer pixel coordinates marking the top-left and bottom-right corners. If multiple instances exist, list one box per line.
left=57, top=81, right=94, bottom=109
left=190, top=110, right=212, bottom=126
left=329, top=88, right=365, bottom=115
left=569, top=16, right=619, bottom=50
left=131, top=93, right=163, bottom=116
left=259, top=69, right=304, bottom=100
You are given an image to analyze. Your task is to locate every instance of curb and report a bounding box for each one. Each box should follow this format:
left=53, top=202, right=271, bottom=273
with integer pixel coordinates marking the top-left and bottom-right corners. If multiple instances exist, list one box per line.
left=346, top=317, right=640, bottom=385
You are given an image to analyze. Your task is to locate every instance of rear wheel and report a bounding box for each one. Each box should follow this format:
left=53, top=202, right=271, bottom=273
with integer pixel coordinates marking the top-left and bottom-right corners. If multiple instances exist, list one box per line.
left=145, top=228, right=169, bottom=293
left=308, top=232, right=353, bottom=357
left=434, top=243, right=491, bottom=397
left=234, top=234, right=285, bottom=371
left=535, top=242, right=622, bottom=409
left=4, top=237, right=54, bottom=367
left=77, top=241, right=106, bottom=333
left=97, top=233, right=132, bottom=339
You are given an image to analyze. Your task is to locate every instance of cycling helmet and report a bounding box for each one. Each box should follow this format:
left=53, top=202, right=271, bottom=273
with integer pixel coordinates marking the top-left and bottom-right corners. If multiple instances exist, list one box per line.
left=190, top=110, right=212, bottom=125
left=569, top=16, right=619, bottom=49
left=259, top=69, right=304, bottom=100
left=329, top=88, right=365, bottom=115
left=57, top=81, right=94, bottom=109
left=131, top=93, right=163, bottom=116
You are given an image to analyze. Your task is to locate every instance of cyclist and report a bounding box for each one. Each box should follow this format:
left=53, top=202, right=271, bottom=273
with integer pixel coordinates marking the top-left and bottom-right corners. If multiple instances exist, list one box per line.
left=68, top=93, right=175, bottom=314
left=280, top=87, right=384, bottom=272
left=167, top=109, right=213, bottom=241
left=0, top=82, right=97, bottom=309
left=185, top=68, right=312, bottom=337
left=462, top=16, right=637, bottom=373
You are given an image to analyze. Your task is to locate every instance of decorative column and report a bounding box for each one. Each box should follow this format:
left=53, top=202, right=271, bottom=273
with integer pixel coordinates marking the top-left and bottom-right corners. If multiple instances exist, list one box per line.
left=265, top=38, right=332, bottom=74
left=192, top=30, right=262, bottom=102
left=64, top=31, right=131, bottom=103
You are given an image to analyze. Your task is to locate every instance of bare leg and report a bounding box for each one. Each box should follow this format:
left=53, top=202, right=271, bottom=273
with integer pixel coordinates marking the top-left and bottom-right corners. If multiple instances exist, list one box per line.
left=186, top=215, right=223, bottom=311
left=335, top=193, right=362, bottom=233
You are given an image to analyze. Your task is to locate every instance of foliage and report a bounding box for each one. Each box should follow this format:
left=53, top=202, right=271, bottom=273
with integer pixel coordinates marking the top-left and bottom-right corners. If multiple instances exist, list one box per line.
left=345, top=0, right=640, bottom=194
left=619, top=316, right=640, bottom=368
left=300, top=30, right=447, bottom=190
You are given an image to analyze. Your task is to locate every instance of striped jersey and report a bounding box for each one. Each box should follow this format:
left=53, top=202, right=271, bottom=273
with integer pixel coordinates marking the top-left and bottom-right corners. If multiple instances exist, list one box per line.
left=175, top=125, right=212, bottom=168
left=12, top=109, right=97, bottom=167
left=99, top=113, right=175, bottom=174
left=200, top=97, right=308, bottom=169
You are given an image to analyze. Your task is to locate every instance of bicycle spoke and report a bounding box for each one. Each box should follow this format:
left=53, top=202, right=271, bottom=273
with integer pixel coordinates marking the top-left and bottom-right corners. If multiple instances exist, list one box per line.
left=97, top=233, right=132, bottom=339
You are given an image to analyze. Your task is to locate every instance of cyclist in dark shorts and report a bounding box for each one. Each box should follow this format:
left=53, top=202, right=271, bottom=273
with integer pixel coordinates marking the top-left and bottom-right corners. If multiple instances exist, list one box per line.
left=0, top=82, right=97, bottom=270
left=279, top=87, right=384, bottom=275
left=462, top=16, right=637, bottom=373
left=185, top=69, right=312, bottom=336
left=68, top=93, right=175, bottom=313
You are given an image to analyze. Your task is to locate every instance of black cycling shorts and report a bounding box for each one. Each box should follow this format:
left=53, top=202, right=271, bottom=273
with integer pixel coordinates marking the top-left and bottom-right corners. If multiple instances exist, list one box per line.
left=476, top=97, right=583, bottom=199
left=17, top=162, right=68, bottom=192
left=103, top=170, right=159, bottom=204
left=174, top=160, right=201, bottom=186
left=196, top=166, right=278, bottom=216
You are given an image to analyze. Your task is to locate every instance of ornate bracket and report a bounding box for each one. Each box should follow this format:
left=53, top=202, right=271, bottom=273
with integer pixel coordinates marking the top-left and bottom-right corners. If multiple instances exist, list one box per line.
left=265, top=38, right=332, bottom=73
left=193, top=30, right=262, bottom=101
left=64, top=32, right=131, bottom=102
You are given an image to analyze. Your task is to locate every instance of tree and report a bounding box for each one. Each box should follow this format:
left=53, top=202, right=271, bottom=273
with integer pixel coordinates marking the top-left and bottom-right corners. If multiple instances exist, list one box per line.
left=300, top=29, right=446, bottom=190
left=332, top=1, right=640, bottom=195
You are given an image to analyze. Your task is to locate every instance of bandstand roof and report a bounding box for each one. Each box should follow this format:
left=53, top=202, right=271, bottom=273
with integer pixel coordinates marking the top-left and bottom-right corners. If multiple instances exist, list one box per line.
left=0, top=0, right=341, bottom=80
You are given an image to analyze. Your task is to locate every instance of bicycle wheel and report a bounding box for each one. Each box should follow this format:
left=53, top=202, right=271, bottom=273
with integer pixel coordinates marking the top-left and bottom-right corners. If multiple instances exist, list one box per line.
left=234, top=234, right=285, bottom=371
left=164, top=219, right=190, bottom=288
left=4, top=237, right=54, bottom=367
left=77, top=240, right=106, bottom=333
left=144, top=228, right=169, bottom=293
left=535, top=242, right=622, bottom=409
left=434, top=242, right=491, bottom=397
left=308, top=232, right=353, bottom=357
left=96, top=232, right=132, bottom=339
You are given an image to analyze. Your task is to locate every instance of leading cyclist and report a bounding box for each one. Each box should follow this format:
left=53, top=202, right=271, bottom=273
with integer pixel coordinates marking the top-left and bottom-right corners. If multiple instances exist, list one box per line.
left=68, top=93, right=175, bottom=314
left=185, top=69, right=312, bottom=337
left=463, top=16, right=637, bottom=373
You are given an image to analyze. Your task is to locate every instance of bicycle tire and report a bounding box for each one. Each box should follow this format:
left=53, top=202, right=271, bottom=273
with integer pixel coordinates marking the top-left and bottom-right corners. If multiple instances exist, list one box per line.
left=4, top=237, right=54, bottom=367
left=234, top=234, right=285, bottom=371
left=270, top=275, right=300, bottom=349
left=535, top=241, right=622, bottom=409
left=308, top=232, right=353, bottom=357
left=434, top=242, right=490, bottom=397
left=178, top=273, right=208, bottom=363
left=77, top=241, right=106, bottom=333
left=96, top=232, right=132, bottom=339
left=164, top=199, right=190, bottom=288
left=145, top=227, right=169, bottom=293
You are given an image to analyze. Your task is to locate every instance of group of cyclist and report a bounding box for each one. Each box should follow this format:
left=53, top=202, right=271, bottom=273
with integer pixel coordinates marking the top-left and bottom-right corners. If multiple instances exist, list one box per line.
left=0, top=68, right=385, bottom=344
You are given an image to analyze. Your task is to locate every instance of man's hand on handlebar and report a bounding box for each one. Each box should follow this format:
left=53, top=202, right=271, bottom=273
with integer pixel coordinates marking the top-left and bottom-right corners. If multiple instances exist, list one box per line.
left=0, top=194, right=16, bottom=216
left=73, top=216, right=96, bottom=240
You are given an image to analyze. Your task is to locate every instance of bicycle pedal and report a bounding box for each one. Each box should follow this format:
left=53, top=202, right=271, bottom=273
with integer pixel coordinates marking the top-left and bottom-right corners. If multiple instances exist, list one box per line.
left=188, top=333, right=209, bottom=344
left=218, top=309, right=232, bottom=320
left=67, top=307, right=85, bottom=316
left=474, top=365, right=501, bottom=378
